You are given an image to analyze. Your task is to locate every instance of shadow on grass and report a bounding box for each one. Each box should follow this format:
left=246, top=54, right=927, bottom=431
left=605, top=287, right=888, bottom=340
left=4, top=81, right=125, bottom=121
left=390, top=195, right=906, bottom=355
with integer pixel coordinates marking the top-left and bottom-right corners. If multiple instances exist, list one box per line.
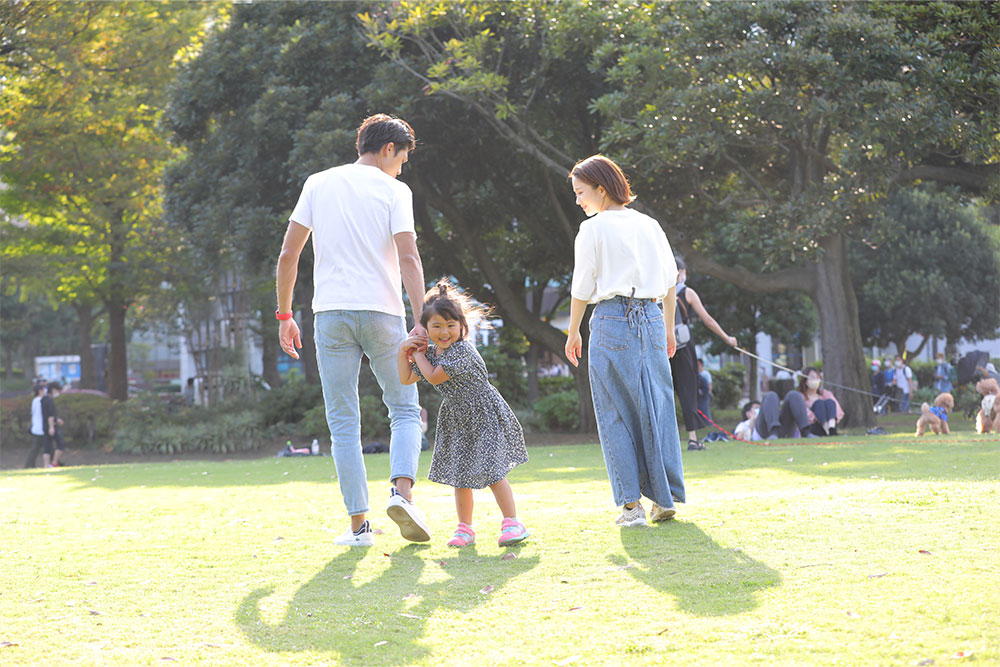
left=236, top=544, right=539, bottom=664
left=610, top=521, right=781, bottom=617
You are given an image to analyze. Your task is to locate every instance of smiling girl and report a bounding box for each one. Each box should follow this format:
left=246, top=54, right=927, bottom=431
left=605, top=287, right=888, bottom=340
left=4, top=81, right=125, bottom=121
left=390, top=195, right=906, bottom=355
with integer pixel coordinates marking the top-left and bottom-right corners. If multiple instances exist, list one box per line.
left=398, top=281, right=529, bottom=548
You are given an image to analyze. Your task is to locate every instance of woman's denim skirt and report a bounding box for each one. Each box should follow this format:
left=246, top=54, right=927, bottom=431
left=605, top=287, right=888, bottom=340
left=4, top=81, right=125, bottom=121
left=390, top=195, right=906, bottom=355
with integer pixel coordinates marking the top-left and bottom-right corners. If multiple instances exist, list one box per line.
left=588, top=296, right=685, bottom=508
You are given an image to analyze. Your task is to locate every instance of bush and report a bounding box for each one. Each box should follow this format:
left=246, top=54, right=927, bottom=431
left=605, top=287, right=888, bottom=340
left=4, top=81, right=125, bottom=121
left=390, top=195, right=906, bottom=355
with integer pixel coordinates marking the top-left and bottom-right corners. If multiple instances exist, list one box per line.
left=256, top=378, right=324, bottom=428
left=111, top=403, right=266, bottom=454
left=534, top=390, right=580, bottom=431
left=0, top=394, right=33, bottom=448
left=712, top=363, right=745, bottom=410
left=480, top=345, right=528, bottom=408
left=538, top=376, right=575, bottom=397
left=911, top=361, right=935, bottom=392
left=912, top=387, right=938, bottom=406
left=57, top=392, right=117, bottom=446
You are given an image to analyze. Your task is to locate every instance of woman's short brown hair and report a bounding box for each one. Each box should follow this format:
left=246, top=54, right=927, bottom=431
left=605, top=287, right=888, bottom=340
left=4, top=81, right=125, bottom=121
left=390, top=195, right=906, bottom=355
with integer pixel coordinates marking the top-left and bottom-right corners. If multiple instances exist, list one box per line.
left=570, top=155, right=635, bottom=205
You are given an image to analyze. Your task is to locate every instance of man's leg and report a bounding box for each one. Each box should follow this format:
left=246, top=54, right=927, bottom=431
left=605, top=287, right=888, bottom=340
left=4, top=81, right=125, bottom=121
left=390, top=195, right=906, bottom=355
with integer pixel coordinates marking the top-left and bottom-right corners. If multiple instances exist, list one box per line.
left=757, top=392, right=781, bottom=438
left=363, top=311, right=429, bottom=542
left=314, top=311, right=368, bottom=531
left=779, top=390, right=812, bottom=437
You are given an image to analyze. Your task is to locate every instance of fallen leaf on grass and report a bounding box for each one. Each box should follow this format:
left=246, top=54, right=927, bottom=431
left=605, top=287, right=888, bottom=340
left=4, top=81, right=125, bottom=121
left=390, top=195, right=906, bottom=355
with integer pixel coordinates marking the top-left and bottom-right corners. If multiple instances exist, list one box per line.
left=657, top=627, right=669, bottom=635
left=867, top=572, right=888, bottom=579
left=502, top=553, right=517, bottom=561
left=402, top=593, right=416, bottom=600
left=161, top=658, right=177, bottom=661
left=343, top=575, right=353, bottom=580
left=615, top=563, right=635, bottom=571
left=273, top=536, right=284, bottom=542
left=553, top=656, right=582, bottom=666
left=399, top=613, right=421, bottom=619
left=846, top=611, right=861, bottom=618
left=951, top=650, right=973, bottom=659
left=438, top=561, right=447, bottom=567
left=382, top=552, right=392, bottom=558
left=374, top=641, right=389, bottom=647
left=479, top=585, right=494, bottom=594
left=915, top=659, right=934, bottom=666
left=568, top=606, right=583, bottom=612
left=88, top=610, right=101, bottom=616
left=918, top=550, right=932, bottom=555
left=372, top=528, right=384, bottom=535
left=85, top=582, right=98, bottom=586
left=1, top=642, right=18, bottom=648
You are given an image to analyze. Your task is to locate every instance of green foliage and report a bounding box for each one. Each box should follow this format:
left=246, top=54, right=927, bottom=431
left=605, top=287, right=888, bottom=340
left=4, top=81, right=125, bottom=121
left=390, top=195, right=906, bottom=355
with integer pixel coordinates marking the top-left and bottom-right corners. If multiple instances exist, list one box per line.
left=56, top=393, right=117, bottom=446
left=538, top=376, right=575, bottom=398
left=256, top=378, right=324, bottom=429
left=0, top=394, right=33, bottom=448
left=911, top=361, right=938, bottom=393
left=360, top=395, right=391, bottom=441
left=533, top=390, right=580, bottom=432
left=852, top=188, right=1000, bottom=352
left=480, top=344, right=528, bottom=408
left=111, top=396, right=265, bottom=455
left=712, top=363, right=746, bottom=411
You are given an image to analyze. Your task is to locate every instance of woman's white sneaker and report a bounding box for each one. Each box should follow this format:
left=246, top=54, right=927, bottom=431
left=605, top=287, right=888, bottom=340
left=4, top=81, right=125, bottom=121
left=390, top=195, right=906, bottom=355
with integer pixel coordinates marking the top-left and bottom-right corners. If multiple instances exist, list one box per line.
left=615, top=503, right=647, bottom=527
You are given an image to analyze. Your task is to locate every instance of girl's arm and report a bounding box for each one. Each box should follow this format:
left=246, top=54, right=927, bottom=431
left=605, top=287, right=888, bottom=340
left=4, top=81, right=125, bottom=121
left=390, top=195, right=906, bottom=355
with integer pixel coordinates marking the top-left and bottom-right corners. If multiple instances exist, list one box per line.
left=412, top=350, right=451, bottom=386
left=685, top=287, right=738, bottom=348
left=398, top=345, right=419, bottom=385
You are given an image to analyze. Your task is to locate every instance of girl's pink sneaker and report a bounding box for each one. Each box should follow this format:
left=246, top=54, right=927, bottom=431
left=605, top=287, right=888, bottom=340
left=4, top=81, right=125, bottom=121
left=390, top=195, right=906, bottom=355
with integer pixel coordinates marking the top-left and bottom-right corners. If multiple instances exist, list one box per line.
left=498, top=517, right=529, bottom=546
left=447, top=522, right=475, bottom=547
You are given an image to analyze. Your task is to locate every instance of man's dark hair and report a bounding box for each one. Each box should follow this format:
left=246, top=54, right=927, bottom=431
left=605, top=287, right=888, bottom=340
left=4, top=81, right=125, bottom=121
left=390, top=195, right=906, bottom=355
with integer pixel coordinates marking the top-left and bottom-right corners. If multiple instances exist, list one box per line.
left=47, top=381, right=62, bottom=393
left=356, top=114, right=416, bottom=155
left=741, top=401, right=759, bottom=419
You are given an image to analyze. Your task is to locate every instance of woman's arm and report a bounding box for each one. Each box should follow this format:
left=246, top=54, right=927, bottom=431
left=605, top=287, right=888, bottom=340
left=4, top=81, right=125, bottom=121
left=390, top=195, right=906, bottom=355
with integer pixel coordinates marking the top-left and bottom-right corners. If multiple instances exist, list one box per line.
left=565, top=297, right=589, bottom=367
left=662, top=286, right=677, bottom=358
left=685, top=287, right=737, bottom=348
left=412, top=350, right=451, bottom=386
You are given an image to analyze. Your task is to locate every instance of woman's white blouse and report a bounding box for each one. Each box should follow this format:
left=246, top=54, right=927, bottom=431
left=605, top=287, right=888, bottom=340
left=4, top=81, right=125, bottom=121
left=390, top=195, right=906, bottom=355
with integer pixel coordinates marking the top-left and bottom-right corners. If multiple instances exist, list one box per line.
left=570, top=208, right=678, bottom=304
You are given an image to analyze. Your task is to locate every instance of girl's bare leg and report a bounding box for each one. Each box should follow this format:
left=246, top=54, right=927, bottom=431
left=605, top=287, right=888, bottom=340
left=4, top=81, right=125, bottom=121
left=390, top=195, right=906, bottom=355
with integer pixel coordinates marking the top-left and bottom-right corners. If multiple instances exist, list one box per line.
left=488, top=478, right=516, bottom=518
left=455, top=487, right=474, bottom=525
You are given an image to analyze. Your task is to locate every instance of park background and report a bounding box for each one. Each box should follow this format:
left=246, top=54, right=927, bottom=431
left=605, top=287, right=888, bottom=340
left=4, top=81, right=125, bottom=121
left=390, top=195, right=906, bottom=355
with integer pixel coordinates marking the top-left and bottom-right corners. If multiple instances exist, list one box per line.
left=2, top=1, right=998, bottom=460
left=1, top=3, right=999, bottom=666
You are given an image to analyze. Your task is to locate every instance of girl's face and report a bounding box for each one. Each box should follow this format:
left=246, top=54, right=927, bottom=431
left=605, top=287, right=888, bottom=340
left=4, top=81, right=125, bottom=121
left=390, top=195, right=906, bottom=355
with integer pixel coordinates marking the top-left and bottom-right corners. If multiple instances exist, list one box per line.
left=572, top=175, right=607, bottom=217
left=426, top=313, right=462, bottom=350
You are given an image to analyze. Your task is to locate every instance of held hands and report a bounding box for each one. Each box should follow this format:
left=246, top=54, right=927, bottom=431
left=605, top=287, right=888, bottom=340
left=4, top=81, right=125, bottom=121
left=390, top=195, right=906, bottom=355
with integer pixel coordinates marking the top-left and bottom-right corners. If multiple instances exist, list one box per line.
left=401, top=332, right=428, bottom=362
left=279, top=319, right=302, bottom=360
left=565, top=330, right=583, bottom=367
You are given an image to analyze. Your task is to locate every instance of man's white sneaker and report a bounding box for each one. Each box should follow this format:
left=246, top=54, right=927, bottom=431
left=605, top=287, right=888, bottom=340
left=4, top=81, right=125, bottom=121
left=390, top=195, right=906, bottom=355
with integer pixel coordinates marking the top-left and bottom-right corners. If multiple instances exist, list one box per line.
left=386, top=489, right=431, bottom=542
left=333, top=520, right=374, bottom=547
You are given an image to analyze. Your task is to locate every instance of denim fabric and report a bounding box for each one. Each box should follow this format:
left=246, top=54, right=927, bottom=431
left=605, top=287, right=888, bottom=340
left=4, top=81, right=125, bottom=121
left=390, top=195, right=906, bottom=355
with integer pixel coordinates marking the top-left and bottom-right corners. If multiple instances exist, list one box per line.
left=810, top=398, right=838, bottom=425
left=587, top=296, right=685, bottom=508
left=314, top=310, right=422, bottom=516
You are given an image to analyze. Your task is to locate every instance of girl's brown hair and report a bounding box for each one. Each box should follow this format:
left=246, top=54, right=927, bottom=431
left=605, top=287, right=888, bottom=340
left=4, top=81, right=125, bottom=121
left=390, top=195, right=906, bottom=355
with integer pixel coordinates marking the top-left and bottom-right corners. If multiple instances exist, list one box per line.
left=570, top=154, right=635, bottom=205
left=419, top=280, right=492, bottom=341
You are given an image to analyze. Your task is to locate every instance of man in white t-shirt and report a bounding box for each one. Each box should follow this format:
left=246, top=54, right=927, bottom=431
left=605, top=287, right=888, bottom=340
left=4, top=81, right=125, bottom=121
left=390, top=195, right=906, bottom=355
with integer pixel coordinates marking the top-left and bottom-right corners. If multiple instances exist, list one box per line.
left=275, top=114, right=430, bottom=547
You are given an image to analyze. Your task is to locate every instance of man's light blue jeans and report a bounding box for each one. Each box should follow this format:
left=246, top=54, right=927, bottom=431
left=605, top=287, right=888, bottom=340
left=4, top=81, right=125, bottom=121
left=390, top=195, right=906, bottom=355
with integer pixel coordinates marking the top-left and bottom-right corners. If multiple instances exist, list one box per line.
left=314, top=310, right=422, bottom=516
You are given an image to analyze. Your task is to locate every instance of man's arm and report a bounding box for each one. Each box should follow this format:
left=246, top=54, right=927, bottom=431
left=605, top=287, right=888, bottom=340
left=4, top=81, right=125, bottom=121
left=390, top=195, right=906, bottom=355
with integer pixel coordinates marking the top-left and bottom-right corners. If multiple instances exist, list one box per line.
left=394, top=231, right=426, bottom=332
left=276, top=221, right=311, bottom=359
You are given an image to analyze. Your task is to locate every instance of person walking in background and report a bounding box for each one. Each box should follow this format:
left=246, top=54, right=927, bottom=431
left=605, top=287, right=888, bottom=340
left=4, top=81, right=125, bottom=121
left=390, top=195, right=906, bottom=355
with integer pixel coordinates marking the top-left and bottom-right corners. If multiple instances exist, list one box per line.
left=24, top=383, right=49, bottom=468
left=696, top=358, right=713, bottom=423
left=892, top=355, right=914, bottom=413
left=565, top=154, right=684, bottom=526
left=399, top=282, right=530, bottom=548
left=933, top=353, right=953, bottom=394
left=275, top=114, right=430, bottom=547
left=41, top=381, right=67, bottom=467
left=670, top=257, right=738, bottom=450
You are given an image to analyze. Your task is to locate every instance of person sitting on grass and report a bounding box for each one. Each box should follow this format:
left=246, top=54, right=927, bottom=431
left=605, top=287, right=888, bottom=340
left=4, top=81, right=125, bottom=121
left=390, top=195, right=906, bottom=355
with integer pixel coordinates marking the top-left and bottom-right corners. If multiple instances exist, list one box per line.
left=399, top=281, right=530, bottom=549
left=799, top=368, right=844, bottom=436
left=734, top=400, right=761, bottom=441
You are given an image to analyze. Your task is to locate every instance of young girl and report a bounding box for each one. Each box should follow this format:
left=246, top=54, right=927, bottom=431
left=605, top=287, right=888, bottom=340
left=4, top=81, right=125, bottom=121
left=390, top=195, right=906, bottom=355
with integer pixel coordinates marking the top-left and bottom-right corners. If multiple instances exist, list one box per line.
left=398, top=282, right=529, bottom=548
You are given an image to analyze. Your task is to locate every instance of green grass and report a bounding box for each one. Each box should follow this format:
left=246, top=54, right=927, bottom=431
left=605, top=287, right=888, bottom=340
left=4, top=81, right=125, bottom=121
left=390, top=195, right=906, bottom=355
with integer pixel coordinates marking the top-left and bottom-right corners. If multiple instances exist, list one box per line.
left=3, top=432, right=999, bottom=666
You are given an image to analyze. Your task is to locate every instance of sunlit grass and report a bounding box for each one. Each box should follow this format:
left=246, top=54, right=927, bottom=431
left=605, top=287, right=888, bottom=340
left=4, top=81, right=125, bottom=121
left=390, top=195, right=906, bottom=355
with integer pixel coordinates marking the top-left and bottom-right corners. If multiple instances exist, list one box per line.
left=2, top=433, right=998, bottom=666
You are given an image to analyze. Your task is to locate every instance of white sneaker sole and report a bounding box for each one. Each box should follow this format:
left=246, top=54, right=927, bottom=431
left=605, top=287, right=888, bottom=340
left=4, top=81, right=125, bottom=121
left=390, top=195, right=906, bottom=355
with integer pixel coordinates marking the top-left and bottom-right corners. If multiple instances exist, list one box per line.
left=650, top=506, right=676, bottom=522
left=332, top=533, right=374, bottom=547
left=386, top=497, right=431, bottom=542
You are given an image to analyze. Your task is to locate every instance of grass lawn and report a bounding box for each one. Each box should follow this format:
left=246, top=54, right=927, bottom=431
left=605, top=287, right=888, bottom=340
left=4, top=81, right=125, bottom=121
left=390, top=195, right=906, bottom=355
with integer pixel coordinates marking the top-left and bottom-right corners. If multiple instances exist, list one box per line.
left=2, top=431, right=998, bottom=666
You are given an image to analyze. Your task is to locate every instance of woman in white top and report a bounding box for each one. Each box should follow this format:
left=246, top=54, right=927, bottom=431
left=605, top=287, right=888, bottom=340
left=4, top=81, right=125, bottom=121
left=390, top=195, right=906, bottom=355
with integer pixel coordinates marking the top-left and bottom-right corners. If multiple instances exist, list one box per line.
left=565, top=155, right=685, bottom=527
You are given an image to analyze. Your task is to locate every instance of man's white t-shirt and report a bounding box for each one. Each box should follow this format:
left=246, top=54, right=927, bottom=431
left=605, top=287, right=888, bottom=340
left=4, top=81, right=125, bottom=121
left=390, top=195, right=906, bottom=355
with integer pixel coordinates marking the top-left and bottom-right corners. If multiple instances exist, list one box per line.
left=571, top=208, right=678, bottom=303
left=894, top=365, right=912, bottom=393
left=289, top=164, right=416, bottom=317
left=30, top=396, right=44, bottom=436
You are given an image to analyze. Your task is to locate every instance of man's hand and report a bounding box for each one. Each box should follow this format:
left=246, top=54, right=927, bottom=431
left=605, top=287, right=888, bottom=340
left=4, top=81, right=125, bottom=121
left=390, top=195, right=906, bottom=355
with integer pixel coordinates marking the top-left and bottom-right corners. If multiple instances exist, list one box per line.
left=279, top=319, right=302, bottom=359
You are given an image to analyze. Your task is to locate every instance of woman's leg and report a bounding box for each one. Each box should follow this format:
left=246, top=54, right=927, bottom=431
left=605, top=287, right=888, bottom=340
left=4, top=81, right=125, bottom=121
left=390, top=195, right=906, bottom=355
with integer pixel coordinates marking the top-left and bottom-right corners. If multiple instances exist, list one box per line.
left=455, top=488, right=474, bottom=525
left=489, top=478, right=516, bottom=518
left=669, top=346, right=702, bottom=440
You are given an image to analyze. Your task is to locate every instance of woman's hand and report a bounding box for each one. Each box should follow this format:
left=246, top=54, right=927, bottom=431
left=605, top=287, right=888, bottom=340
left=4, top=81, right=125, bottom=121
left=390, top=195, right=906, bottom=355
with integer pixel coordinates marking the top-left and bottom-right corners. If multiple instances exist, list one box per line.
left=565, top=330, right=583, bottom=367
left=725, top=334, right=738, bottom=348
left=666, top=330, right=677, bottom=359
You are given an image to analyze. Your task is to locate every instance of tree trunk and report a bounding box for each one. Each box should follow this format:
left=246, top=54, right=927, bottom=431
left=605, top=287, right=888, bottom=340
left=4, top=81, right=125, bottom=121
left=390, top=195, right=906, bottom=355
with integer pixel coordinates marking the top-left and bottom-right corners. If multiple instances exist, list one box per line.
left=73, top=302, right=96, bottom=389
left=747, top=334, right=760, bottom=402
left=526, top=341, right=539, bottom=404
left=812, top=234, right=876, bottom=428
left=261, top=324, right=282, bottom=388
left=106, top=298, right=128, bottom=401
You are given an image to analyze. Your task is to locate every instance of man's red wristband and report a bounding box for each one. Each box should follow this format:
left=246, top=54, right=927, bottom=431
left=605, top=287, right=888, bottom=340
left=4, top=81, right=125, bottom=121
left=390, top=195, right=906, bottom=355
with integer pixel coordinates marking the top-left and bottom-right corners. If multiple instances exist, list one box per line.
left=275, top=310, right=293, bottom=321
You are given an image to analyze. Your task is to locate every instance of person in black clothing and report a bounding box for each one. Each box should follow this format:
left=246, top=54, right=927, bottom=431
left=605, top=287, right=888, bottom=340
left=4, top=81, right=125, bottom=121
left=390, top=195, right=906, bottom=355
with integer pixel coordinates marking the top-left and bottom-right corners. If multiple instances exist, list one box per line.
left=669, top=258, right=738, bottom=450
left=41, top=381, right=67, bottom=467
